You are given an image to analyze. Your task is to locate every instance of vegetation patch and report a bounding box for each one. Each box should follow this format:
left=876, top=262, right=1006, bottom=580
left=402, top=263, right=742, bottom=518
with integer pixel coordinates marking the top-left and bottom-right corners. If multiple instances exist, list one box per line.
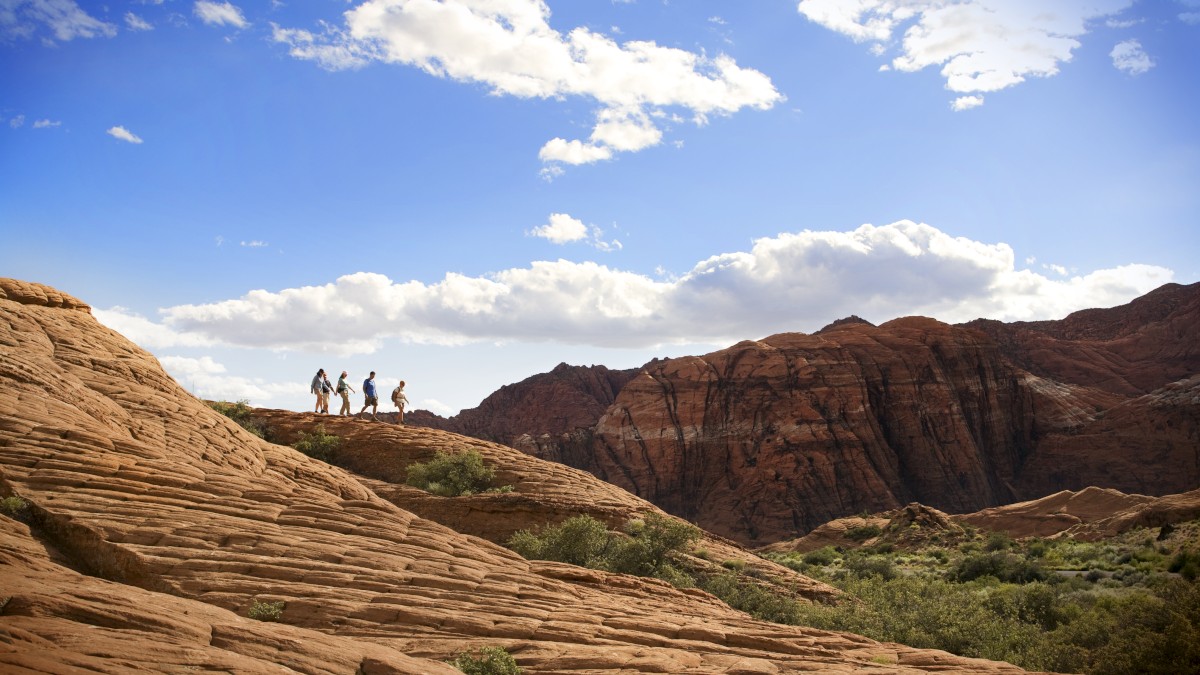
left=247, top=600, right=284, bottom=622
left=508, top=512, right=700, bottom=586
left=292, top=426, right=340, bottom=463
left=208, top=400, right=271, bottom=440
left=764, top=519, right=1200, bottom=674
left=450, top=646, right=522, bottom=675
left=406, top=449, right=507, bottom=496
left=0, top=496, right=29, bottom=518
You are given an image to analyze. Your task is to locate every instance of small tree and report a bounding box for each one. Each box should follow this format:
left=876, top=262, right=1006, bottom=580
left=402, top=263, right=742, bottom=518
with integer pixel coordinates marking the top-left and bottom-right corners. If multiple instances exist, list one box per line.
left=406, top=449, right=496, bottom=496
left=208, top=400, right=270, bottom=439
left=450, top=646, right=522, bottom=675
left=508, top=514, right=612, bottom=567
left=292, top=426, right=340, bottom=463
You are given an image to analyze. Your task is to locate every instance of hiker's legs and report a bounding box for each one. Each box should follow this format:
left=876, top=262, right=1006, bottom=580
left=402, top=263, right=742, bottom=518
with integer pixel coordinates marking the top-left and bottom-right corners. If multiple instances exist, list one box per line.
left=339, top=392, right=351, bottom=415
left=314, top=393, right=322, bottom=412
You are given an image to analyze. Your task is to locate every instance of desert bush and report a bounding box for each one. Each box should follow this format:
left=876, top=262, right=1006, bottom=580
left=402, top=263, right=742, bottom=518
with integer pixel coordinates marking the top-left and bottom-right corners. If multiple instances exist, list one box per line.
left=0, top=496, right=28, bottom=518
left=1168, top=550, right=1200, bottom=581
left=845, top=524, right=882, bottom=542
left=406, top=449, right=496, bottom=496
left=986, top=532, right=1015, bottom=552
left=507, top=512, right=699, bottom=586
left=699, top=571, right=803, bottom=624
left=843, top=553, right=898, bottom=581
left=209, top=400, right=270, bottom=439
left=292, top=426, right=340, bottom=463
left=508, top=514, right=612, bottom=568
left=949, top=552, right=1046, bottom=584
left=450, top=646, right=522, bottom=675
left=247, top=600, right=284, bottom=622
left=802, top=546, right=838, bottom=567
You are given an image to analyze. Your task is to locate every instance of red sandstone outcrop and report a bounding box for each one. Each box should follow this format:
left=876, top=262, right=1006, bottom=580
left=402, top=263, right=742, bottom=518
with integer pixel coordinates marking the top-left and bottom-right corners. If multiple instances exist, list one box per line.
left=0, top=278, right=1035, bottom=673
left=414, top=283, right=1198, bottom=547
left=963, top=281, right=1200, bottom=396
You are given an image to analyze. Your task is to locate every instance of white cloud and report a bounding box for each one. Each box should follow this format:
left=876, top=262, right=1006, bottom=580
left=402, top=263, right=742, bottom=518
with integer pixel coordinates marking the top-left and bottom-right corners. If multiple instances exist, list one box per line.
left=125, top=11, right=153, bottom=31
left=798, top=0, right=1133, bottom=106
left=528, top=213, right=588, bottom=244
left=94, top=306, right=217, bottom=349
left=32, top=118, right=61, bottom=128
left=951, top=95, right=984, bottom=111
left=420, top=398, right=455, bottom=416
left=158, top=355, right=300, bottom=403
left=1110, top=39, right=1154, bottom=75
left=9, top=115, right=26, bottom=128
left=1182, top=12, right=1200, bottom=24
left=106, top=125, right=143, bottom=143
left=120, top=220, right=1172, bottom=353
left=1106, top=17, right=1143, bottom=28
left=240, top=240, right=269, bottom=248
left=273, top=0, right=781, bottom=168
left=1043, top=263, right=1069, bottom=276
left=194, top=0, right=247, bottom=29
left=0, top=0, right=117, bottom=42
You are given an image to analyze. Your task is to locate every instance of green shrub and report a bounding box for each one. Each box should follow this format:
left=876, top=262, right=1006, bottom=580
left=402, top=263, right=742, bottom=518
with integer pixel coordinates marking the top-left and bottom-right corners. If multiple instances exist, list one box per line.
left=450, top=646, right=522, bottom=675
left=721, top=558, right=746, bottom=572
left=950, top=552, right=1046, bottom=584
left=406, top=449, right=496, bottom=496
left=292, top=426, right=340, bottom=463
left=247, top=600, right=284, bottom=622
left=843, top=553, right=898, bottom=581
left=507, top=512, right=699, bottom=586
left=802, top=546, right=838, bottom=567
left=508, top=514, right=613, bottom=568
left=0, top=496, right=28, bottom=517
left=845, top=524, right=882, bottom=542
left=209, top=400, right=270, bottom=439
left=699, top=571, right=802, bottom=624
left=986, top=532, right=1015, bottom=552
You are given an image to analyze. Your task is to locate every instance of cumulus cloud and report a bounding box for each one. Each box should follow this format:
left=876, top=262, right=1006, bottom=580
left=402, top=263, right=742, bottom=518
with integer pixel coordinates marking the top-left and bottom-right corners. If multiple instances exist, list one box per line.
left=9, top=115, right=26, bottom=128
left=0, top=0, right=117, bottom=42
left=951, top=95, right=984, bottom=111
left=106, top=125, right=143, bottom=143
left=117, top=221, right=1172, bottom=353
left=273, top=0, right=781, bottom=168
left=194, top=0, right=247, bottom=29
left=798, top=0, right=1133, bottom=106
left=528, top=213, right=588, bottom=244
left=1110, top=39, right=1154, bottom=75
left=158, top=355, right=300, bottom=403
left=32, top=118, right=61, bottom=128
left=94, top=306, right=217, bottom=349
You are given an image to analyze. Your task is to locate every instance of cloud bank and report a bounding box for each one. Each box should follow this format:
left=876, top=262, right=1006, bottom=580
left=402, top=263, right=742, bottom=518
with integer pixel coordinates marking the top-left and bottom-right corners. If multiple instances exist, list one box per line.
left=798, top=0, right=1134, bottom=107
left=272, top=0, right=781, bottom=168
left=103, top=221, right=1173, bottom=354
left=0, top=0, right=116, bottom=42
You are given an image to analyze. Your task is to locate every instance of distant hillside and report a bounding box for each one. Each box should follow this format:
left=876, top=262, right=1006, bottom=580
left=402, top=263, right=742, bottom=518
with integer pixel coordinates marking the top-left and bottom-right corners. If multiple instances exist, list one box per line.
left=412, top=282, right=1200, bottom=546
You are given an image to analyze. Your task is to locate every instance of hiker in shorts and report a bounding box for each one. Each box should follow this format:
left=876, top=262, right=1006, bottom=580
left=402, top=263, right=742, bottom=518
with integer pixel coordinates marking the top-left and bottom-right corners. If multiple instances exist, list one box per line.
left=310, top=369, right=326, bottom=413
left=391, top=380, right=408, bottom=424
left=359, top=371, right=379, bottom=421
left=335, top=371, right=355, bottom=416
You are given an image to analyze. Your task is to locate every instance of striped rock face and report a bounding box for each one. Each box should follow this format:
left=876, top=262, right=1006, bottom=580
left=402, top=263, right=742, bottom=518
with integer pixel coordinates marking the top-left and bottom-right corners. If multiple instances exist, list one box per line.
left=0, top=276, right=1035, bottom=674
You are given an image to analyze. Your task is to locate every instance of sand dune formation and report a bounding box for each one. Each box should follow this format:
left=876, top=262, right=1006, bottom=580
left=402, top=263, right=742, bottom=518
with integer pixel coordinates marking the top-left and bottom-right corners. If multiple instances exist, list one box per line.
left=1, top=277, right=1197, bottom=673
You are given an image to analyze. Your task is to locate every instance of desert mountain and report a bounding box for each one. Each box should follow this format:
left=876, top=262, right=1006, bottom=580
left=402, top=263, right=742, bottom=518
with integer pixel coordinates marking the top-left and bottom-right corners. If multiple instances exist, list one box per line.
left=0, top=277, right=1036, bottom=673
left=413, top=283, right=1199, bottom=546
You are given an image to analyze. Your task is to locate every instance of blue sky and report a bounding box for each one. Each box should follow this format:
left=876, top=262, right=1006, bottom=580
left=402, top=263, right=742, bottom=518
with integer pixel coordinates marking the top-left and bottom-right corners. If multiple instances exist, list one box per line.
left=2, top=0, right=1198, bottom=415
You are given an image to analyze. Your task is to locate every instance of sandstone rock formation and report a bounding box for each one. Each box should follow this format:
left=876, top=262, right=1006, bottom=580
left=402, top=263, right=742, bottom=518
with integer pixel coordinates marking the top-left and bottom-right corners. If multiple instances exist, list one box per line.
left=0, top=278, right=1036, bottom=673
left=413, top=283, right=1199, bottom=547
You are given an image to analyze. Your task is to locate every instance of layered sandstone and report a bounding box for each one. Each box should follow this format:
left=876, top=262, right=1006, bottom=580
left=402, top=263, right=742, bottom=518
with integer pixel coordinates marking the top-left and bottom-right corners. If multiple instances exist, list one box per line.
left=0, top=278, right=1033, bottom=673
left=414, top=283, right=1198, bottom=546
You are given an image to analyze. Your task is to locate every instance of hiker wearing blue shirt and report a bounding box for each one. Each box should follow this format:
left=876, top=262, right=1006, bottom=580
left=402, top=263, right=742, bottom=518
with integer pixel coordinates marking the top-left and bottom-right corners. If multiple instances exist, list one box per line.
left=359, top=371, right=379, bottom=421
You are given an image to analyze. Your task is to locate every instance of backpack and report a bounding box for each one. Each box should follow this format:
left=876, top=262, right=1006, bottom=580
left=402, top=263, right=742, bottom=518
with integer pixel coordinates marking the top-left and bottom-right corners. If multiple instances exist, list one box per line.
left=391, top=386, right=405, bottom=405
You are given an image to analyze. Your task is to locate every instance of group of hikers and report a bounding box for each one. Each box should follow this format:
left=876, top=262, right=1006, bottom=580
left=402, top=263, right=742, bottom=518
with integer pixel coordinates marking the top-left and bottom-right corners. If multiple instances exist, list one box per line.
left=310, top=369, right=408, bottom=423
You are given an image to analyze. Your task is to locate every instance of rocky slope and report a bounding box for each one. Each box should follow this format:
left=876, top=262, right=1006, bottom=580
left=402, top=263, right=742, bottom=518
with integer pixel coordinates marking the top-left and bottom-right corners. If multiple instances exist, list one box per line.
left=764, top=485, right=1200, bottom=554
left=413, top=283, right=1198, bottom=547
left=0, top=278, right=1035, bottom=673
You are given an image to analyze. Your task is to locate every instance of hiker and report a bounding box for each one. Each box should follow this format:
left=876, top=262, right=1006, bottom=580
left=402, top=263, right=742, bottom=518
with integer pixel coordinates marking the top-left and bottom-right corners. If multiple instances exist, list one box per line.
left=391, top=380, right=408, bottom=424
left=310, top=369, right=326, bottom=413
left=320, top=371, right=334, bottom=414
left=335, top=371, right=355, bottom=416
left=359, top=371, right=379, bottom=421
